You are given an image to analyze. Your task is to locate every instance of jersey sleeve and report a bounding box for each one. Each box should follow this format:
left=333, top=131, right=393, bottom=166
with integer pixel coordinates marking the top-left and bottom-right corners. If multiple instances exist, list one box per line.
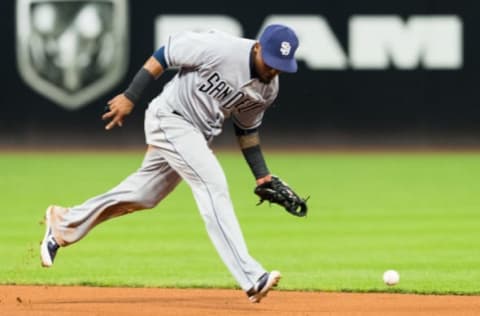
left=231, top=109, right=265, bottom=130
left=231, top=79, right=279, bottom=129
left=163, top=30, right=219, bottom=69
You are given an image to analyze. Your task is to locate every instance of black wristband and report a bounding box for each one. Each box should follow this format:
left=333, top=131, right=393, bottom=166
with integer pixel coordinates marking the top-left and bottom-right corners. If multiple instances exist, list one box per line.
left=242, top=145, right=270, bottom=179
left=234, top=123, right=257, bottom=136
left=123, top=68, right=155, bottom=104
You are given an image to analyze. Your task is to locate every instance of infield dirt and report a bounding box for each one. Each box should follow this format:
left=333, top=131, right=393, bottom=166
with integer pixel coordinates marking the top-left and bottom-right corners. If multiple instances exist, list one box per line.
left=1, top=285, right=479, bottom=315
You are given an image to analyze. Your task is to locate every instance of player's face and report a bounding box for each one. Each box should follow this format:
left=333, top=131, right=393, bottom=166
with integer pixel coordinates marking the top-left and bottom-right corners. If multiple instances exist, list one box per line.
left=254, top=44, right=281, bottom=83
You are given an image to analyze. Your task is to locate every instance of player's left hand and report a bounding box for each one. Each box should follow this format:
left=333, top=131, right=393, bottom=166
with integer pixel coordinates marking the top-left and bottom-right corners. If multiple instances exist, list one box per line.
left=102, top=94, right=134, bottom=130
left=254, top=176, right=309, bottom=217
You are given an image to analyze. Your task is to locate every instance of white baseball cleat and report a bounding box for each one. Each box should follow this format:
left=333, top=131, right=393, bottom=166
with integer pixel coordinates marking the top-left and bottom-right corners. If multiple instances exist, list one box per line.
left=40, top=206, right=60, bottom=267
left=247, top=270, right=281, bottom=303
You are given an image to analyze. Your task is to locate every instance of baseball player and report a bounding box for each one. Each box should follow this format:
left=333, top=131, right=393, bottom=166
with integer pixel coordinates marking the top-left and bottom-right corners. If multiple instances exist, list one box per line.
left=41, top=24, right=299, bottom=303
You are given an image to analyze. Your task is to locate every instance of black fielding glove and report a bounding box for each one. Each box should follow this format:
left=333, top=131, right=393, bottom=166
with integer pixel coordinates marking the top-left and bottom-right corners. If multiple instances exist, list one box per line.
left=254, top=176, right=308, bottom=217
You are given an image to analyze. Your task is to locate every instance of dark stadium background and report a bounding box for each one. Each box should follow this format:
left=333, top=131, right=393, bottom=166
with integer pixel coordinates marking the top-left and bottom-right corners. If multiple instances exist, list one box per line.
left=1, top=0, right=477, bottom=149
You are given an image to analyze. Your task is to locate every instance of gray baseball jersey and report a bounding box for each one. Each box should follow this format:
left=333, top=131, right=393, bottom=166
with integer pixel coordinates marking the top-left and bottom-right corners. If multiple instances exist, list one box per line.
left=152, top=29, right=279, bottom=137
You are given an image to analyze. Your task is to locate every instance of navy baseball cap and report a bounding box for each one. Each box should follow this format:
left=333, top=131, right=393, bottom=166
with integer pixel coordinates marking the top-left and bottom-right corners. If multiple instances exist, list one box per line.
left=259, top=24, right=299, bottom=73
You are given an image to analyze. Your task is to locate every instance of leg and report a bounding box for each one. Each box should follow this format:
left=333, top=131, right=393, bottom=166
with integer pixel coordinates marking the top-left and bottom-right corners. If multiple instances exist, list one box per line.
left=147, top=112, right=269, bottom=292
left=47, top=148, right=181, bottom=247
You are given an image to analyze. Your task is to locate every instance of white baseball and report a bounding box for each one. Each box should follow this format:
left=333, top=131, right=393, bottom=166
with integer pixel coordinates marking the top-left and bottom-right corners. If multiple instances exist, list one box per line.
left=383, top=270, right=400, bottom=286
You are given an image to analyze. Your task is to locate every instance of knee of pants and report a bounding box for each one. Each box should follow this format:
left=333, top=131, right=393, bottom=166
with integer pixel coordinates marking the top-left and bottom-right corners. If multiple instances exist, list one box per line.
left=129, top=191, right=161, bottom=209
left=194, top=170, right=229, bottom=193
left=194, top=182, right=233, bottom=218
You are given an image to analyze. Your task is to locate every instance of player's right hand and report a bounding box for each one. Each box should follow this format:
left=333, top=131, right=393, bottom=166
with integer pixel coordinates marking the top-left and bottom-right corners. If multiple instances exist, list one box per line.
left=102, top=94, right=134, bottom=130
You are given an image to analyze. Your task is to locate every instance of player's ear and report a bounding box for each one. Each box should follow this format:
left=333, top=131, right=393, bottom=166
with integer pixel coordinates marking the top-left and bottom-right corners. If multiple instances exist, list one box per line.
left=253, top=43, right=262, bottom=60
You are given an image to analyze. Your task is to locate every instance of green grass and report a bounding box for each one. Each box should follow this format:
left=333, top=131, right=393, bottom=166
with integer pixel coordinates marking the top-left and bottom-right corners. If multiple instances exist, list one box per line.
left=1, top=151, right=479, bottom=295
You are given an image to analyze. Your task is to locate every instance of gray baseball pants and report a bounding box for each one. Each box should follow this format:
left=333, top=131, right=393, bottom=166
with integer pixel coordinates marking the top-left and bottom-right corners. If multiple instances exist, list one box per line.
left=48, top=106, right=266, bottom=291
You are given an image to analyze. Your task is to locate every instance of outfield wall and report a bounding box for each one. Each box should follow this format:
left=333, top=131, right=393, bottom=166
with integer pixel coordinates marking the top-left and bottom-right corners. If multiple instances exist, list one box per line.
left=0, top=0, right=478, bottom=147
